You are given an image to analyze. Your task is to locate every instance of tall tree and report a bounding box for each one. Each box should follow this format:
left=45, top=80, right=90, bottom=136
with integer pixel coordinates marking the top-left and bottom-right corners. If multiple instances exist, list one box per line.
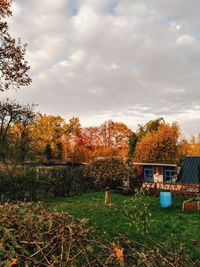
left=137, top=117, right=165, bottom=141
left=134, top=122, right=181, bottom=164
left=179, top=136, right=200, bottom=158
left=0, top=0, right=31, bottom=91
left=87, top=120, right=131, bottom=159
left=31, top=114, right=66, bottom=157
left=66, top=117, right=81, bottom=136
left=128, top=132, right=138, bottom=159
left=64, top=117, right=86, bottom=162
left=82, top=127, right=101, bottom=150
left=0, top=99, right=36, bottom=167
left=11, top=105, right=37, bottom=161
left=99, top=120, right=131, bottom=148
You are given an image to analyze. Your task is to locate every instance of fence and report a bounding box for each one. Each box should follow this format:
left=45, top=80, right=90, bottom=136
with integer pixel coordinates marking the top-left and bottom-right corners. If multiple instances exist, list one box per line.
left=142, top=182, right=200, bottom=198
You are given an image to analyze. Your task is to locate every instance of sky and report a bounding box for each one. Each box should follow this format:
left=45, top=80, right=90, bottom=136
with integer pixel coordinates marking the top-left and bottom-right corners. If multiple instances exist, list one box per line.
left=2, top=0, right=200, bottom=138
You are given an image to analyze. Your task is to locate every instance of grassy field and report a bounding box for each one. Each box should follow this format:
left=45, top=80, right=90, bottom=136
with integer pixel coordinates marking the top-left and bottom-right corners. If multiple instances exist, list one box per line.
left=44, top=191, right=200, bottom=260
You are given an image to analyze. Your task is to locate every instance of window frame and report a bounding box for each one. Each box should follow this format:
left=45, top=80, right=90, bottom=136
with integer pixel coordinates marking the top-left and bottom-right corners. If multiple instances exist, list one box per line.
left=165, top=169, right=175, bottom=183
left=144, top=167, right=153, bottom=182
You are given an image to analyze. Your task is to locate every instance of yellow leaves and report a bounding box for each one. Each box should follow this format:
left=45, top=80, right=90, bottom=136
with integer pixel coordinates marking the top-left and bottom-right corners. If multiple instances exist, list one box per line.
left=179, top=137, right=200, bottom=156
left=111, top=242, right=124, bottom=266
left=31, top=114, right=67, bottom=154
left=134, top=123, right=181, bottom=163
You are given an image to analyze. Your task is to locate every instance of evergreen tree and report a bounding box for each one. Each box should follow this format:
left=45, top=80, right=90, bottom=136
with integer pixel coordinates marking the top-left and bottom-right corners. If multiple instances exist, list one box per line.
left=44, top=143, right=53, bottom=160
left=128, top=132, right=138, bottom=159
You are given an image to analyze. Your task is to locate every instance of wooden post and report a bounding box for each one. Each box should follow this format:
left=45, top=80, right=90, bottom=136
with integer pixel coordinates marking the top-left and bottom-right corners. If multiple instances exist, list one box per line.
left=105, top=186, right=111, bottom=205
left=154, top=182, right=157, bottom=196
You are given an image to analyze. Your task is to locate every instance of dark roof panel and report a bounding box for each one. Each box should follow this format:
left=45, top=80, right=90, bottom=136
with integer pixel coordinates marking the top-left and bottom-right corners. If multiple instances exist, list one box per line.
left=180, top=156, right=200, bottom=184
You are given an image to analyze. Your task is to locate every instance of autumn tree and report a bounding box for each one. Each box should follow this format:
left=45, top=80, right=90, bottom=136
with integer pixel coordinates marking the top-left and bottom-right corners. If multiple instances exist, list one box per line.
left=63, top=117, right=91, bottom=162
left=79, top=125, right=114, bottom=160
left=0, top=99, right=36, bottom=168
left=31, top=114, right=66, bottom=159
left=11, top=105, right=37, bottom=161
left=82, top=127, right=101, bottom=150
left=0, top=0, right=31, bottom=91
left=86, top=120, right=131, bottom=160
left=31, top=116, right=90, bottom=162
left=66, top=117, right=81, bottom=136
left=127, top=118, right=165, bottom=160
left=134, top=122, right=181, bottom=164
left=188, top=135, right=200, bottom=155
left=111, top=121, right=132, bottom=148
left=99, top=120, right=131, bottom=148
left=179, top=135, right=200, bottom=159
left=137, top=117, right=165, bottom=141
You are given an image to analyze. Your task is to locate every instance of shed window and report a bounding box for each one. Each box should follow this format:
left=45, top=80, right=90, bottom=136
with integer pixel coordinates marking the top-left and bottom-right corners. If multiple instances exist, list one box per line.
left=144, top=167, right=153, bottom=181
left=165, top=169, right=175, bottom=183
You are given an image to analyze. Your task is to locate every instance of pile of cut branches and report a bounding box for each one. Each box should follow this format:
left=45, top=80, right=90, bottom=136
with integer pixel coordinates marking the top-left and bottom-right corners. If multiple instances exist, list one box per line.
left=0, top=202, right=117, bottom=266
left=0, top=202, right=198, bottom=266
left=115, top=235, right=199, bottom=267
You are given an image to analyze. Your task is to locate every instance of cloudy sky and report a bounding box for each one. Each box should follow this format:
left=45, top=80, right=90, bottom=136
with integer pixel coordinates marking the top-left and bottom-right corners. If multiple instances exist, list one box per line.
left=2, top=0, right=200, bottom=137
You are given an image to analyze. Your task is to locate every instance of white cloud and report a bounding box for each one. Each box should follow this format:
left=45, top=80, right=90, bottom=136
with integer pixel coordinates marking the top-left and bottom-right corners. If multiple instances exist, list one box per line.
left=2, top=0, right=200, bottom=137
left=69, top=50, right=86, bottom=66
left=176, top=34, right=196, bottom=45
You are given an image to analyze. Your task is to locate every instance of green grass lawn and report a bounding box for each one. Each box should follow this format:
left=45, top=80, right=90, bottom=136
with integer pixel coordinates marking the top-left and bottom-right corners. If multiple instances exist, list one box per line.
left=44, top=191, right=200, bottom=260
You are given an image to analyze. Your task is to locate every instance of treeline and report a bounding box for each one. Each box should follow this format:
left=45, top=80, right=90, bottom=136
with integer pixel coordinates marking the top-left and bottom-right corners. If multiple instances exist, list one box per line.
left=0, top=99, right=199, bottom=170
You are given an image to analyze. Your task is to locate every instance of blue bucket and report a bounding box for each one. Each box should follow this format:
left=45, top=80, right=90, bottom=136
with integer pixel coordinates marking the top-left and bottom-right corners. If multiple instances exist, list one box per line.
left=160, top=191, right=172, bottom=208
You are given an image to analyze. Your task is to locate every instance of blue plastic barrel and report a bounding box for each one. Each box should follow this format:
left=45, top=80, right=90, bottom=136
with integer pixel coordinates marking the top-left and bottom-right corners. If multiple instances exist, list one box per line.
left=160, top=191, right=172, bottom=208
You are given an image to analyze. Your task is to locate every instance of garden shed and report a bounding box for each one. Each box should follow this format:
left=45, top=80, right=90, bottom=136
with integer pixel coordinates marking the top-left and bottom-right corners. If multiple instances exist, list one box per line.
left=133, top=162, right=178, bottom=183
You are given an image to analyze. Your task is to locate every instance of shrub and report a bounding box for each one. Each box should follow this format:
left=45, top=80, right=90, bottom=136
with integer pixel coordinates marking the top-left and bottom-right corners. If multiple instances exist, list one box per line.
left=123, top=188, right=152, bottom=240
left=0, top=167, right=38, bottom=201
left=70, top=166, right=95, bottom=195
left=84, top=158, right=137, bottom=189
left=0, top=166, right=95, bottom=201
left=37, top=166, right=95, bottom=197
left=37, top=166, right=73, bottom=197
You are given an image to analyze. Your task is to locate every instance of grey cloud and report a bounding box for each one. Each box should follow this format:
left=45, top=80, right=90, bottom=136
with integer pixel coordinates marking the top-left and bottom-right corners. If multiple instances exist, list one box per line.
left=2, top=0, right=200, bottom=137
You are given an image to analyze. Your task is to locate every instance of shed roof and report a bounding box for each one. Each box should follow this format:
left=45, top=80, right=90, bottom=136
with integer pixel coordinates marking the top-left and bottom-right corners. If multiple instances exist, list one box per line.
left=133, top=162, right=177, bottom=167
left=179, top=156, right=200, bottom=184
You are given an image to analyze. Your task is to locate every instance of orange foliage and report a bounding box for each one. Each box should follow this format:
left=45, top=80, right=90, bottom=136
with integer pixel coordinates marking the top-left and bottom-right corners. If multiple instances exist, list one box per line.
left=112, top=242, right=124, bottom=266
left=26, top=113, right=197, bottom=164
left=134, top=123, right=181, bottom=163
left=179, top=136, right=200, bottom=157
left=82, top=121, right=131, bottom=160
